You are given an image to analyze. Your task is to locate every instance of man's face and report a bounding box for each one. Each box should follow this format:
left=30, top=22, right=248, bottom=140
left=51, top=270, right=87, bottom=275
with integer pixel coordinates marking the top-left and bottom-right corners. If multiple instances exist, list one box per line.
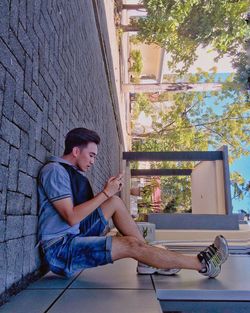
left=75, top=142, right=98, bottom=172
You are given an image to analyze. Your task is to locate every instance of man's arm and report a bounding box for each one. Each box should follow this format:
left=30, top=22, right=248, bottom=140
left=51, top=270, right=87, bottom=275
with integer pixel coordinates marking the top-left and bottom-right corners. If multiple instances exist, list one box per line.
left=52, top=174, right=124, bottom=226
left=52, top=191, right=109, bottom=226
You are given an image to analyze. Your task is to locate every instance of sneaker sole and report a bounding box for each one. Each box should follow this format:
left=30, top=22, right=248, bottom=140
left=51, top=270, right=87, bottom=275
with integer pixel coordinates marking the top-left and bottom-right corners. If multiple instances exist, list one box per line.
left=137, top=267, right=156, bottom=275
left=156, top=268, right=181, bottom=275
left=137, top=267, right=181, bottom=275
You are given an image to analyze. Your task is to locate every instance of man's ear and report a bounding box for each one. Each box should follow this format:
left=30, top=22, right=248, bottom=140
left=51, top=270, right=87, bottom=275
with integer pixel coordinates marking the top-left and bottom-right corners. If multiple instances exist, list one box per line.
left=72, top=146, right=80, bottom=158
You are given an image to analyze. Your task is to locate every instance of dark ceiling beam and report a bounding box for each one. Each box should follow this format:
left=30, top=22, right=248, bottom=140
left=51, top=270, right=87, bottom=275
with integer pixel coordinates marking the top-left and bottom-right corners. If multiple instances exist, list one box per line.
left=123, top=151, right=223, bottom=161
left=131, top=169, right=192, bottom=176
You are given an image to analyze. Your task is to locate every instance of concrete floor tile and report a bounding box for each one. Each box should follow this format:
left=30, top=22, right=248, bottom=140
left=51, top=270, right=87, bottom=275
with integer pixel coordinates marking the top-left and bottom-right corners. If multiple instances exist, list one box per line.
left=47, top=289, right=162, bottom=313
left=70, top=258, right=154, bottom=289
left=154, top=255, right=250, bottom=301
left=0, top=290, right=62, bottom=313
left=27, top=271, right=77, bottom=289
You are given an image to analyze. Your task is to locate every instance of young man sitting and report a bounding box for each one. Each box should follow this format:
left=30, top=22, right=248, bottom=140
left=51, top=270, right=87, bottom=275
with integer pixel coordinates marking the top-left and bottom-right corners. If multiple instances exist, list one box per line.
left=37, top=127, right=228, bottom=278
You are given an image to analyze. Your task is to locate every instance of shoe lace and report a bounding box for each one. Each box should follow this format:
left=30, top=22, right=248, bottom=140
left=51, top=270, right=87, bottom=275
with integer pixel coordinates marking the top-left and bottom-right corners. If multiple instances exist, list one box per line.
left=199, top=244, right=222, bottom=267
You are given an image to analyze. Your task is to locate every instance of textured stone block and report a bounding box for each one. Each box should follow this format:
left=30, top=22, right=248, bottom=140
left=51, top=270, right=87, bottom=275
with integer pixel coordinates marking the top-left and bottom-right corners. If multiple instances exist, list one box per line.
left=33, top=17, right=45, bottom=43
left=26, top=19, right=39, bottom=49
left=0, top=219, right=5, bottom=242
left=32, top=50, right=39, bottom=84
left=7, top=146, right=19, bottom=191
left=26, top=0, right=34, bottom=26
left=0, top=117, right=21, bottom=148
left=27, top=119, right=36, bottom=156
left=0, top=0, right=9, bottom=42
left=35, top=141, right=47, bottom=162
left=8, top=29, right=25, bottom=68
left=13, top=103, right=30, bottom=132
left=31, top=179, right=39, bottom=215
left=10, top=0, right=19, bottom=35
left=38, top=74, right=49, bottom=100
left=18, top=22, right=33, bottom=57
left=22, top=237, right=30, bottom=277
left=41, top=129, right=53, bottom=151
left=0, top=89, right=2, bottom=118
left=0, top=39, right=15, bottom=78
left=29, top=235, right=41, bottom=272
left=27, top=156, right=42, bottom=177
left=3, top=72, right=15, bottom=120
left=18, top=172, right=33, bottom=196
left=0, top=63, right=5, bottom=90
left=0, top=242, right=7, bottom=294
left=6, top=191, right=25, bottom=215
left=40, top=12, right=50, bottom=42
left=19, top=0, right=27, bottom=30
left=6, top=238, right=24, bottom=289
left=23, top=215, right=38, bottom=236
left=24, top=55, right=32, bottom=94
left=23, top=91, right=37, bottom=120
left=14, top=62, right=24, bottom=106
left=0, top=166, right=8, bottom=217
left=19, top=130, right=29, bottom=172
left=42, top=99, right=48, bottom=130
left=6, top=215, right=23, bottom=240
left=31, top=82, right=43, bottom=110
left=0, top=139, right=10, bottom=166
left=23, top=196, right=31, bottom=215
left=48, top=118, right=57, bottom=140
left=34, top=109, right=43, bottom=141
left=34, top=0, right=42, bottom=18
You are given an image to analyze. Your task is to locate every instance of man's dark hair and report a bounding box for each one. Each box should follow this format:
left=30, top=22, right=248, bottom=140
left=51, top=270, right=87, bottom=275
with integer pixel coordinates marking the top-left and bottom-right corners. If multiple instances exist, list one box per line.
left=63, top=128, right=100, bottom=155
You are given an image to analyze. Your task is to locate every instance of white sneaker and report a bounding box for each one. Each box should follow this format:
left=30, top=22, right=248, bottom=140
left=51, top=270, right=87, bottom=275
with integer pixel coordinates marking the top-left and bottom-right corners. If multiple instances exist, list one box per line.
left=198, top=235, right=229, bottom=278
left=137, top=241, right=181, bottom=275
left=137, top=262, right=181, bottom=275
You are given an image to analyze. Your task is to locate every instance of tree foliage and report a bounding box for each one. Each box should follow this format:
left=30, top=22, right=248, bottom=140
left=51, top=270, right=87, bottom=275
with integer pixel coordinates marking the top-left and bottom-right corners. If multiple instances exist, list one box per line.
left=132, top=72, right=250, bottom=160
left=231, top=171, right=250, bottom=200
left=136, top=0, right=249, bottom=73
left=131, top=72, right=250, bottom=212
left=129, top=50, right=143, bottom=83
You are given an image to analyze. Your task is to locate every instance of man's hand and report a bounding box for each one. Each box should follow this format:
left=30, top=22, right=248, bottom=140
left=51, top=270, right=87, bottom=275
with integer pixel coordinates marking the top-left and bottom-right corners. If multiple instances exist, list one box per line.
left=103, top=173, right=124, bottom=197
left=52, top=173, right=124, bottom=226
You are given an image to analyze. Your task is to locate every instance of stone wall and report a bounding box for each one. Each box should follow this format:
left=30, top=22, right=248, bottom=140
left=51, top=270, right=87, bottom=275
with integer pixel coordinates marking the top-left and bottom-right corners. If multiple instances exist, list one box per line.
left=0, top=0, right=122, bottom=304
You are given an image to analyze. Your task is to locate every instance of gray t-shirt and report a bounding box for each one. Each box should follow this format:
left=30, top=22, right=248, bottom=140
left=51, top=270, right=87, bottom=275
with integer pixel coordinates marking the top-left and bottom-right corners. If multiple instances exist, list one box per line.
left=38, top=156, right=85, bottom=241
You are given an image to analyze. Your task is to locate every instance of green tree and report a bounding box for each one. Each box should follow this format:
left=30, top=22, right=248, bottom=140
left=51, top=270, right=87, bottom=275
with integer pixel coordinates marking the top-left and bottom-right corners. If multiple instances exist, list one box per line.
left=131, top=72, right=250, bottom=212
left=231, top=171, right=250, bottom=200
left=162, top=176, right=192, bottom=213
left=132, top=72, right=250, bottom=160
left=129, top=50, right=143, bottom=83
left=123, top=0, right=249, bottom=73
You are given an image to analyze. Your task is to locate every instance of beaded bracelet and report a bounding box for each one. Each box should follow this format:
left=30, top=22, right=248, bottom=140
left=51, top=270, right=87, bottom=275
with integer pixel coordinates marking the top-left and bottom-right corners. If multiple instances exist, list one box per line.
left=102, top=190, right=110, bottom=198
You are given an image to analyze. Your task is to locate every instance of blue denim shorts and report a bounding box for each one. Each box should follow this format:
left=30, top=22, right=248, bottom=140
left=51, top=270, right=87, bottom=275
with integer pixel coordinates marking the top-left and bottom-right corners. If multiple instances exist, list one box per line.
left=41, top=207, right=113, bottom=277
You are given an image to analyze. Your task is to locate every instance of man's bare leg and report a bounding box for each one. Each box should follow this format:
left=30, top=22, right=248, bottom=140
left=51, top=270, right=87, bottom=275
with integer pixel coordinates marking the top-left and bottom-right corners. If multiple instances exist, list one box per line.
left=111, top=236, right=202, bottom=271
left=101, top=196, right=199, bottom=271
left=101, top=195, right=145, bottom=242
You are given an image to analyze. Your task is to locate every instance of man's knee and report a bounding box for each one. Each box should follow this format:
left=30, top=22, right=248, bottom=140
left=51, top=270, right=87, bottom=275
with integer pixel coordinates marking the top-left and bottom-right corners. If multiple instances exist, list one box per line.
left=112, top=236, right=144, bottom=260
left=102, top=195, right=121, bottom=208
left=124, top=236, right=144, bottom=250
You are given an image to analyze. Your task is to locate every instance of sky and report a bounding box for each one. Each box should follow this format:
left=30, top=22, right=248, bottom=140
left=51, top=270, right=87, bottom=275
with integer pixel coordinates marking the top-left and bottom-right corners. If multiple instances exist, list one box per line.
left=204, top=73, right=249, bottom=213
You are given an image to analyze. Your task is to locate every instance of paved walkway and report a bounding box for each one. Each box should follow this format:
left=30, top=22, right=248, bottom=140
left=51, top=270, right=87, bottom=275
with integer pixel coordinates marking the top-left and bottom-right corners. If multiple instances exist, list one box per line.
left=0, top=259, right=162, bottom=313
left=1, top=255, right=250, bottom=313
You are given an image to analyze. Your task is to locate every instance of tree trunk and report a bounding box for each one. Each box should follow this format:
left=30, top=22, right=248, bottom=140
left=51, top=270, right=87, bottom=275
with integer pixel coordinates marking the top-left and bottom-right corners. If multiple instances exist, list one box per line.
left=121, top=25, right=140, bottom=32
left=122, top=4, right=145, bottom=10
left=122, top=82, right=223, bottom=93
